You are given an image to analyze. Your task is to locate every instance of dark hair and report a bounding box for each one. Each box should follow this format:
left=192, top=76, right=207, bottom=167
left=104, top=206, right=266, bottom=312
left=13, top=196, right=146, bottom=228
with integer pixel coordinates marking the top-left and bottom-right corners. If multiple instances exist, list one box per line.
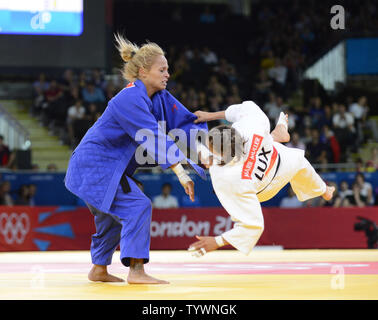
left=208, top=124, right=245, bottom=166
left=162, top=183, right=172, bottom=189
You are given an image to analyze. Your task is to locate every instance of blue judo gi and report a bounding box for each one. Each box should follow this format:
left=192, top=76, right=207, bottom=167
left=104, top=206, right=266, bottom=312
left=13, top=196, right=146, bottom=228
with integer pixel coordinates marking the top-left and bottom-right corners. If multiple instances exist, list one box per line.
left=65, top=80, right=207, bottom=266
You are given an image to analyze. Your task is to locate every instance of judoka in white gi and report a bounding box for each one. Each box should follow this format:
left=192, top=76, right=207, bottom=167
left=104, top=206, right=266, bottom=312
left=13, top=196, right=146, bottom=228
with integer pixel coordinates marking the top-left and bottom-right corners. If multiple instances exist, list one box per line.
left=189, top=101, right=334, bottom=256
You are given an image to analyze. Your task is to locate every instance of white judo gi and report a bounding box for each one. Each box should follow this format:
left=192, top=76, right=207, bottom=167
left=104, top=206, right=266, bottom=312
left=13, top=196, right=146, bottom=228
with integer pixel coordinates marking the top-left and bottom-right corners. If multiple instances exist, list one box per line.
left=209, top=101, right=326, bottom=254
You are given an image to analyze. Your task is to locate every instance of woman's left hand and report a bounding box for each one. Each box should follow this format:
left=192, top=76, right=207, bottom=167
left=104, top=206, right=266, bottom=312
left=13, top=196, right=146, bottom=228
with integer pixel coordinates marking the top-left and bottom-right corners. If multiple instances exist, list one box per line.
left=188, top=235, right=219, bottom=257
left=184, top=181, right=195, bottom=202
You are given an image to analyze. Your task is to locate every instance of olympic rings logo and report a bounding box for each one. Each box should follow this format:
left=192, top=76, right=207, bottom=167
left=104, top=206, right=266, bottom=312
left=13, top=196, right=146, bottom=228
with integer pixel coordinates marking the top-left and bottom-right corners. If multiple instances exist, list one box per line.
left=0, top=213, right=30, bottom=244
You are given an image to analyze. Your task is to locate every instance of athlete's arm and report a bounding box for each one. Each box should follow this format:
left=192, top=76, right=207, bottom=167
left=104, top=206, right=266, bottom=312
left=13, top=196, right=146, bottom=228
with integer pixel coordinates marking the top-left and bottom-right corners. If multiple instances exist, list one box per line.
left=194, top=110, right=225, bottom=123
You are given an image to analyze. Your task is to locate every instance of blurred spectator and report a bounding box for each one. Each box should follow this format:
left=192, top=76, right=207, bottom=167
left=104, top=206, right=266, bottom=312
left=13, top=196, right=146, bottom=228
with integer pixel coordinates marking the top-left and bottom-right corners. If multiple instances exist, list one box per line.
left=280, top=186, right=303, bottom=208
left=321, top=125, right=340, bottom=163
left=31, top=164, right=40, bottom=172
left=286, top=132, right=305, bottom=151
left=350, top=96, right=378, bottom=142
left=0, top=135, right=10, bottom=167
left=309, top=97, right=325, bottom=127
left=318, top=105, right=334, bottom=129
left=332, top=104, right=356, bottom=159
left=47, top=163, right=58, bottom=172
left=260, top=50, right=276, bottom=70
left=268, top=57, right=287, bottom=86
left=339, top=180, right=354, bottom=207
left=81, top=82, right=105, bottom=104
left=305, top=129, right=328, bottom=164
left=86, top=103, right=101, bottom=125
left=67, top=100, right=86, bottom=123
left=0, top=181, right=14, bottom=206
left=255, top=70, right=273, bottom=103
left=28, top=184, right=37, bottom=206
left=200, top=6, right=216, bottom=23
left=352, top=173, right=374, bottom=207
left=15, top=185, right=30, bottom=206
left=153, top=183, right=179, bottom=209
left=365, top=147, right=378, bottom=172
left=67, top=100, right=86, bottom=146
left=355, top=157, right=366, bottom=172
left=201, top=47, right=218, bottom=65
left=33, top=73, right=50, bottom=94
left=267, top=57, right=288, bottom=97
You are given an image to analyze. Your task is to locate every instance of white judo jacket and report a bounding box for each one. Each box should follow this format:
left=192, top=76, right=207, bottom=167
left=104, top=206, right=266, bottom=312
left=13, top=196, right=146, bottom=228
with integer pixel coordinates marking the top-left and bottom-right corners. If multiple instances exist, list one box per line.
left=209, top=101, right=325, bottom=254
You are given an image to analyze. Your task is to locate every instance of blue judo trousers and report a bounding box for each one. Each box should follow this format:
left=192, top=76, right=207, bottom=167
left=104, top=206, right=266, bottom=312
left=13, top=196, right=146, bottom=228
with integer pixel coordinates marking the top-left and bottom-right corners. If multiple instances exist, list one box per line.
left=65, top=80, right=207, bottom=267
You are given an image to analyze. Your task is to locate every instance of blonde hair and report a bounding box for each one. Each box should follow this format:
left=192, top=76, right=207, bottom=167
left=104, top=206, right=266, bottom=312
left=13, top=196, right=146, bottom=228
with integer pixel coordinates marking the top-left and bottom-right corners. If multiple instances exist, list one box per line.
left=114, top=33, right=165, bottom=82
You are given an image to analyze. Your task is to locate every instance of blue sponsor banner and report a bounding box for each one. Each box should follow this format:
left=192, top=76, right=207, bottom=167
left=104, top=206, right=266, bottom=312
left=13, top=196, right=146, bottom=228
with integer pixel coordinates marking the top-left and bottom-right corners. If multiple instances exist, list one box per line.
left=346, top=38, right=378, bottom=75
left=0, top=171, right=377, bottom=207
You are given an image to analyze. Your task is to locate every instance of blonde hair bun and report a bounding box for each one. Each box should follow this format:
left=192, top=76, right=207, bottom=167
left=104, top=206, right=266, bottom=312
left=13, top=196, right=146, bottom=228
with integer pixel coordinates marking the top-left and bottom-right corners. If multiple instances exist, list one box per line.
left=114, top=33, right=165, bottom=82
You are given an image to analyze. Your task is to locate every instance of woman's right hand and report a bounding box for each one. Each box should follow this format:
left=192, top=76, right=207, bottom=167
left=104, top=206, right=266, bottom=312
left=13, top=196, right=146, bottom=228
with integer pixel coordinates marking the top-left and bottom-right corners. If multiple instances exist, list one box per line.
left=194, top=111, right=212, bottom=123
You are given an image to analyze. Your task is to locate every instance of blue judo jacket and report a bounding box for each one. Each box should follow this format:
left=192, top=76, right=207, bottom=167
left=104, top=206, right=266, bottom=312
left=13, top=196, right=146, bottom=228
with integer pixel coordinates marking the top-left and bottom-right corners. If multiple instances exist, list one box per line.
left=65, top=80, right=207, bottom=212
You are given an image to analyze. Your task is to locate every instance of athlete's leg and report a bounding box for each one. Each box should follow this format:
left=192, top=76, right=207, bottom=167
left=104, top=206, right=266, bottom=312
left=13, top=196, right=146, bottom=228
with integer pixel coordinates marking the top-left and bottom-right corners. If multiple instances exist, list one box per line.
left=87, top=204, right=124, bottom=282
left=290, top=157, right=332, bottom=201
left=109, top=177, right=169, bottom=284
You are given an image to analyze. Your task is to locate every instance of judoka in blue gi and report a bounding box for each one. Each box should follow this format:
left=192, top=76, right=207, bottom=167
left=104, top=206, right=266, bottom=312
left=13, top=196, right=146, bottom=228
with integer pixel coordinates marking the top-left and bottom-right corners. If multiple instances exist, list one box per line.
left=65, top=35, right=207, bottom=284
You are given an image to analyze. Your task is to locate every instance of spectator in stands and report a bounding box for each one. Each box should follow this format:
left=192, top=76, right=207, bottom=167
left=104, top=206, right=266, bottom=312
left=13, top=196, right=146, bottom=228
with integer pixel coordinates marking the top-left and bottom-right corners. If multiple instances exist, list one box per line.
left=28, top=184, right=37, bottom=206
left=0, top=181, right=14, bottom=206
left=153, top=183, right=179, bottom=209
left=33, top=73, right=50, bottom=94
left=318, top=105, right=334, bottom=129
left=352, top=173, right=374, bottom=207
left=280, top=186, right=303, bottom=208
left=305, top=129, right=328, bottom=164
left=207, top=76, right=226, bottom=100
left=0, top=135, right=10, bottom=167
left=47, top=163, right=58, bottom=172
left=85, top=103, right=100, bottom=125
left=350, top=96, right=378, bottom=142
left=321, top=125, right=340, bottom=163
left=15, top=185, right=30, bottom=206
left=267, top=57, right=288, bottom=97
left=266, top=96, right=288, bottom=126
left=339, top=180, right=354, bottom=207
left=355, top=157, right=366, bottom=172
left=332, top=104, right=356, bottom=159
left=309, top=97, right=325, bottom=127
left=255, top=70, right=273, bottom=103
left=59, top=69, right=76, bottom=92
left=286, top=132, right=305, bottom=151
left=365, top=147, right=378, bottom=172
left=42, top=79, right=64, bottom=127
left=199, top=5, right=216, bottom=23
left=260, top=50, right=276, bottom=70
left=81, top=81, right=106, bottom=104
left=201, top=47, right=218, bottom=65
left=67, top=100, right=86, bottom=147
left=31, top=164, right=40, bottom=171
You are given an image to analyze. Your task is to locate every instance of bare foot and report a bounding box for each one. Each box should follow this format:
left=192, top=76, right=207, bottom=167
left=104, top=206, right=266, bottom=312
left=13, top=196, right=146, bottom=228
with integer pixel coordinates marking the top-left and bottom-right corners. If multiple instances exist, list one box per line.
left=88, top=265, right=125, bottom=282
left=127, top=272, right=169, bottom=284
left=271, top=124, right=290, bottom=143
left=322, top=186, right=335, bottom=201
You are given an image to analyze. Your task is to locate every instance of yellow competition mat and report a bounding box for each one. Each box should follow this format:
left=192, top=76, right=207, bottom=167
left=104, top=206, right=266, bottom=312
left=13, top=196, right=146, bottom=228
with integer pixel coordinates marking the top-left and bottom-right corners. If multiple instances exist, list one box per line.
left=0, top=249, right=377, bottom=300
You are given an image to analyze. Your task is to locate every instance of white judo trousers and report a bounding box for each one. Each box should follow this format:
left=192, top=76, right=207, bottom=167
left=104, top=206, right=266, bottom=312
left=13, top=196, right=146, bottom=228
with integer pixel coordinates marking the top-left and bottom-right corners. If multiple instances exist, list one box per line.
left=209, top=101, right=326, bottom=255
